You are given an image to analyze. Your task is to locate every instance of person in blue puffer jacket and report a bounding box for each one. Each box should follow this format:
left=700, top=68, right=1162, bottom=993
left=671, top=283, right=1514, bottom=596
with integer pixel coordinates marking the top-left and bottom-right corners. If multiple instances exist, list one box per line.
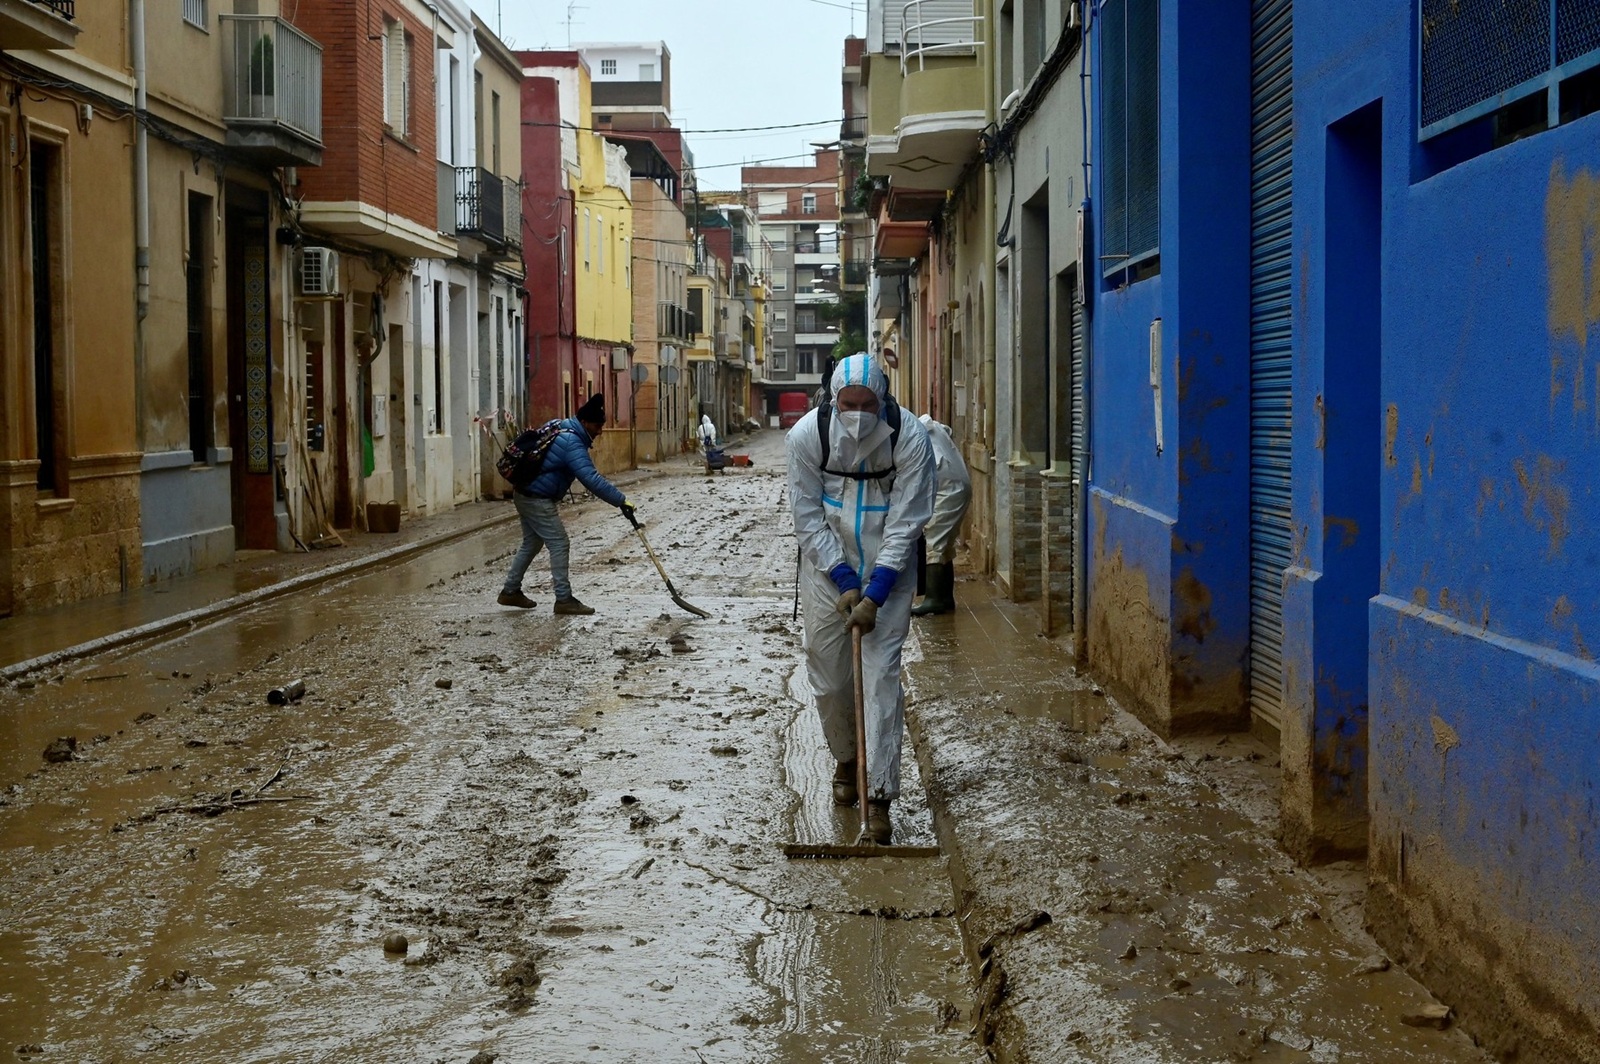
left=498, top=394, right=635, bottom=615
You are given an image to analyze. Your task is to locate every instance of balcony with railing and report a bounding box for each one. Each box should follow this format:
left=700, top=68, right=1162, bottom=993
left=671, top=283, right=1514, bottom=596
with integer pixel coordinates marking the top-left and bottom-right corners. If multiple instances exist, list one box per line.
left=221, top=15, right=323, bottom=166
left=842, top=258, right=870, bottom=287
left=863, top=0, right=985, bottom=191
left=1, top=0, right=77, bottom=50
left=840, top=113, right=867, bottom=145
left=657, top=302, right=691, bottom=342
left=455, top=167, right=506, bottom=245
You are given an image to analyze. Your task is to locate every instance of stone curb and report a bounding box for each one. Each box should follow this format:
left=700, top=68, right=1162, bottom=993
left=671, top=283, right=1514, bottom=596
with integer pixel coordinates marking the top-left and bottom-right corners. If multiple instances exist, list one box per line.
left=2, top=466, right=663, bottom=685
left=0, top=509, right=520, bottom=685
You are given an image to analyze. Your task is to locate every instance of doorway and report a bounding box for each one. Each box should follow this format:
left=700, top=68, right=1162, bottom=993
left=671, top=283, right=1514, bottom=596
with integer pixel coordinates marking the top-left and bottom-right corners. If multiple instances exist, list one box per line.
left=225, top=199, right=276, bottom=549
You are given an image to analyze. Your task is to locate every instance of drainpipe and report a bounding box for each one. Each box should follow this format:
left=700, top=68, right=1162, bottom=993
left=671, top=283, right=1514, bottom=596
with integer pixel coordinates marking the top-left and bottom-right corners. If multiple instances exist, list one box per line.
left=130, top=0, right=150, bottom=456
left=132, top=0, right=149, bottom=321
left=1073, top=1, right=1098, bottom=662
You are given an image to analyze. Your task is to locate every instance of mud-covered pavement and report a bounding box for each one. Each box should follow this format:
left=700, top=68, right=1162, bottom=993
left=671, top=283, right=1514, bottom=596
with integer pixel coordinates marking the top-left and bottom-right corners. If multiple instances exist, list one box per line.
left=1, top=430, right=1497, bottom=1063
left=0, top=432, right=975, bottom=1063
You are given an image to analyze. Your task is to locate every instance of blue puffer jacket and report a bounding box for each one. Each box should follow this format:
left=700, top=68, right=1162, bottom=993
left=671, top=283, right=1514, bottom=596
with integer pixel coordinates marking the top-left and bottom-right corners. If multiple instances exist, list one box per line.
left=520, top=418, right=627, bottom=506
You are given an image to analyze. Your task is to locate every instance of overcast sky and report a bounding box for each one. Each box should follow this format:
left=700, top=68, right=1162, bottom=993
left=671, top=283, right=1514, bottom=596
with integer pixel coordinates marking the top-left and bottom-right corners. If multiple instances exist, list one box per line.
left=469, top=0, right=861, bottom=190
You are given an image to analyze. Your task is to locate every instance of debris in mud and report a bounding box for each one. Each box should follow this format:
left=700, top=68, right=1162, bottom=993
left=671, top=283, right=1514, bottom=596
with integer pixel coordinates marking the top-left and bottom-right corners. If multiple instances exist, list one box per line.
left=613, top=645, right=663, bottom=662
left=267, top=679, right=306, bottom=704
left=497, top=954, right=543, bottom=1010
left=1353, top=955, right=1392, bottom=975
left=135, top=712, right=157, bottom=723
left=629, top=810, right=657, bottom=830
left=383, top=932, right=409, bottom=954
left=709, top=744, right=739, bottom=756
left=16, top=1045, right=43, bottom=1058
left=42, top=737, right=77, bottom=763
left=620, top=794, right=639, bottom=805
left=435, top=678, right=454, bottom=690
left=1400, top=1002, right=1453, bottom=1029
left=149, top=969, right=212, bottom=992
left=184, top=739, right=208, bottom=748
left=647, top=979, right=674, bottom=992
left=937, top=1000, right=962, bottom=1032
left=467, top=1052, right=498, bottom=1064
left=1118, top=942, right=1139, bottom=961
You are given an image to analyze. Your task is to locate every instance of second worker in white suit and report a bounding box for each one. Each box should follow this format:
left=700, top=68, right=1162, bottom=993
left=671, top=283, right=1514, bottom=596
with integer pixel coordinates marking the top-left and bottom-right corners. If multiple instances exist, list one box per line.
left=786, top=353, right=935, bottom=844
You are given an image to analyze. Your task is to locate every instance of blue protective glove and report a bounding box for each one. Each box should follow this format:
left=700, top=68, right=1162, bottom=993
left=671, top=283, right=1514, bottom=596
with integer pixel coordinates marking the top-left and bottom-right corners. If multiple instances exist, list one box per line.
left=863, top=565, right=899, bottom=606
left=829, top=563, right=862, bottom=594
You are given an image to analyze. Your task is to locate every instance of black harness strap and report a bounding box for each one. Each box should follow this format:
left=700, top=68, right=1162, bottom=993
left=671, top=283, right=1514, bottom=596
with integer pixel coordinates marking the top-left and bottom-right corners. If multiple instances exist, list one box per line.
left=817, top=399, right=903, bottom=481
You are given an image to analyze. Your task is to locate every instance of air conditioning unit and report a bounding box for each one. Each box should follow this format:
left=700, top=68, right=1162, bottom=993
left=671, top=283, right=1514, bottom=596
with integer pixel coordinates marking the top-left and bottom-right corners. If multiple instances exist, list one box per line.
left=610, top=346, right=629, bottom=370
left=299, top=247, right=341, bottom=297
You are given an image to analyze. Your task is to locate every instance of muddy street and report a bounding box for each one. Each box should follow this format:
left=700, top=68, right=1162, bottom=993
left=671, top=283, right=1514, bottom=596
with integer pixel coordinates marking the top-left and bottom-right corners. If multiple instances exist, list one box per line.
left=0, top=432, right=974, bottom=1063
left=1, top=430, right=1493, bottom=1063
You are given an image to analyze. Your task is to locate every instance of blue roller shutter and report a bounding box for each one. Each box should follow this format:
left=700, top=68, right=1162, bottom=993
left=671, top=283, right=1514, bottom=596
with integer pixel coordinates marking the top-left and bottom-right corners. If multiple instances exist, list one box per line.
left=1249, top=0, right=1293, bottom=731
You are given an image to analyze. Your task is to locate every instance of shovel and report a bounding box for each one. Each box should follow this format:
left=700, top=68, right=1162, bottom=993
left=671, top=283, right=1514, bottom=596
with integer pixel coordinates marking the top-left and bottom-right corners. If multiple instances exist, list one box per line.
left=622, top=509, right=711, bottom=619
left=783, top=625, right=942, bottom=860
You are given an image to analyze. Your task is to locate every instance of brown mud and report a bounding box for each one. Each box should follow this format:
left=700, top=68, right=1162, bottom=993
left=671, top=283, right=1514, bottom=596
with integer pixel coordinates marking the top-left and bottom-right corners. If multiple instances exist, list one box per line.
left=0, top=432, right=975, bottom=1062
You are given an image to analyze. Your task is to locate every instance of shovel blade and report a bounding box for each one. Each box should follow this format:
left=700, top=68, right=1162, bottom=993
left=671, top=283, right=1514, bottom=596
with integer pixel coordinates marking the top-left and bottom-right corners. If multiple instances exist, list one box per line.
left=781, top=842, right=942, bottom=860
left=671, top=592, right=712, bottom=619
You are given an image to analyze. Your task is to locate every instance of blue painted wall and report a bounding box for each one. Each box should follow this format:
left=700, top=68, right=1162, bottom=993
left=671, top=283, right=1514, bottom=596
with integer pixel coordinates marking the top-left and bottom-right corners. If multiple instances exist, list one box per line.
left=1293, top=1, right=1600, bottom=1054
left=1087, top=0, right=1253, bottom=734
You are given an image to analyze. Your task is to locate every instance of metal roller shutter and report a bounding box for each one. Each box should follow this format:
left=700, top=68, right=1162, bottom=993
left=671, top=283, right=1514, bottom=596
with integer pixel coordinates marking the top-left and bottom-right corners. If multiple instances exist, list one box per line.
left=1249, top=0, right=1293, bottom=731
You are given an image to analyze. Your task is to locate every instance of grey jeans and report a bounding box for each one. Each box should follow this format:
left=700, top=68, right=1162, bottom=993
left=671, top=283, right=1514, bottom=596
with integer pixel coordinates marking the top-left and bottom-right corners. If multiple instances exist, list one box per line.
left=503, top=494, right=571, bottom=600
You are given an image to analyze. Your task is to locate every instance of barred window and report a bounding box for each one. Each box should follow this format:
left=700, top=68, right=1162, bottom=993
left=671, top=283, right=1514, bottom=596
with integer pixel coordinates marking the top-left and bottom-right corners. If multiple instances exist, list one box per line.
left=1420, top=0, right=1600, bottom=138
left=1099, top=0, right=1160, bottom=278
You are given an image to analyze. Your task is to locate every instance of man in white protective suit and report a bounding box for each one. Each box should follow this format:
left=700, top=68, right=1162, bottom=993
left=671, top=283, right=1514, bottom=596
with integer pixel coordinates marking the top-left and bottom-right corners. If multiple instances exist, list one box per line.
left=910, top=414, right=972, bottom=617
left=785, top=353, right=935, bottom=844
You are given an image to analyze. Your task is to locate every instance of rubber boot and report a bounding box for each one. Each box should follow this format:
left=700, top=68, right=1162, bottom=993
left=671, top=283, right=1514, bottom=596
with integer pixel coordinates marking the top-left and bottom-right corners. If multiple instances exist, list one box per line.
left=865, top=800, right=893, bottom=845
left=911, top=564, right=953, bottom=616
left=832, top=759, right=858, bottom=807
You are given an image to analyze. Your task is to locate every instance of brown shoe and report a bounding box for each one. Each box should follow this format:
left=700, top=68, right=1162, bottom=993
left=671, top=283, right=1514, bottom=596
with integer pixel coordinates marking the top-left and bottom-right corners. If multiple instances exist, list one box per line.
left=865, top=799, right=892, bottom=845
left=554, top=596, right=596, bottom=616
left=832, top=759, right=858, bottom=807
left=497, top=590, right=538, bottom=609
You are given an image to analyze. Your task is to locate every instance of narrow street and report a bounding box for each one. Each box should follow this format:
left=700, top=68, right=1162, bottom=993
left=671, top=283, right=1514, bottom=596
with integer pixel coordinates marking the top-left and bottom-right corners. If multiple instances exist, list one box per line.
left=0, top=432, right=974, bottom=1062
left=1, top=431, right=1496, bottom=1062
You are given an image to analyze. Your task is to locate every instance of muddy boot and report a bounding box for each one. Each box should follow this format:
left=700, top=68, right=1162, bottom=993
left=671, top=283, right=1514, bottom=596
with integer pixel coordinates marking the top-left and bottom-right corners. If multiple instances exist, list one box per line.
left=554, top=596, right=596, bottom=616
left=911, top=564, right=952, bottom=616
left=865, top=799, right=893, bottom=845
left=497, top=590, right=538, bottom=609
left=832, top=759, right=858, bottom=807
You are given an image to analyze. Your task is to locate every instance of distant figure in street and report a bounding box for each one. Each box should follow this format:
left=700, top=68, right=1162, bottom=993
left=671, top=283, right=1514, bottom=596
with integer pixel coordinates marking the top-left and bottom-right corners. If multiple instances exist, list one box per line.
left=911, top=415, right=972, bottom=617
left=498, top=394, right=636, bottom=616
left=787, top=353, right=935, bottom=845
left=698, top=415, right=719, bottom=450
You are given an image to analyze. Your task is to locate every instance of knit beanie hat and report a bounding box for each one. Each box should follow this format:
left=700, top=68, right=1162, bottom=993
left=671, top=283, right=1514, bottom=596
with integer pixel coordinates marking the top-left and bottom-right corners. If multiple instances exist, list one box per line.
left=577, top=394, right=606, bottom=423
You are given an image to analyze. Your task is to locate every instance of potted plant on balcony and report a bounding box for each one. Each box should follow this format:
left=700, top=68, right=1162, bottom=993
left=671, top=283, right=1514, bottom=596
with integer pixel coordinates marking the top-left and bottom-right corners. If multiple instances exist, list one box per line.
left=248, top=32, right=276, bottom=116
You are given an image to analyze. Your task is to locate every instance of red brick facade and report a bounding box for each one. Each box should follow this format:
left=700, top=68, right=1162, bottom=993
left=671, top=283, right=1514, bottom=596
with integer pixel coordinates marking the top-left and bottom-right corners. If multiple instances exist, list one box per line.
left=742, top=153, right=840, bottom=222
left=290, top=2, right=438, bottom=231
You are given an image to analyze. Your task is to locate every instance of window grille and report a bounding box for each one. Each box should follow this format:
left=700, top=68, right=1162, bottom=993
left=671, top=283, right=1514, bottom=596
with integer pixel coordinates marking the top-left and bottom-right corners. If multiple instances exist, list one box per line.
left=600, top=59, right=617, bottom=75
left=1420, top=0, right=1600, bottom=137
left=1099, top=0, right=1160, bottom=276
left=183, top=0, right=206, bottom=29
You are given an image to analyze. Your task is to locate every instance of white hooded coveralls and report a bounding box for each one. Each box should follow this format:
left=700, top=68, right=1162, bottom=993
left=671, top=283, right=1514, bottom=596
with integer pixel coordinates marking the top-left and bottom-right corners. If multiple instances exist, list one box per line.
left=786, top=355, right=935, bottom=800
left=919, top=414, right=973, bottom=562
left=698, top=416, right=718, bottom=448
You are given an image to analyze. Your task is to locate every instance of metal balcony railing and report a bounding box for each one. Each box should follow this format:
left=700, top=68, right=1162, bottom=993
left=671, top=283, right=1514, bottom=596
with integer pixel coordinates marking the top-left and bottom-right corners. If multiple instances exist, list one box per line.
left=30, top=0, right=74, bottom=17
left=843, top=259, right=870, bottom=285
left=840, top=114, right=866, bottom=142
left=657, top=302, right=690, bottom=341
left=221, top=15, right=323, bottom=143
left=900, top=0, right=984, bottom=74
left=456, top=166, right=506, bottom=244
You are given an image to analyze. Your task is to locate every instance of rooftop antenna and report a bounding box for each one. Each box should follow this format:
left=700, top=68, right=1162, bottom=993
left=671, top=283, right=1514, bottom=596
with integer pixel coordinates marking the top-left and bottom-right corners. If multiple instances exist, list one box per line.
left=563, top=2, right=587, bottom=46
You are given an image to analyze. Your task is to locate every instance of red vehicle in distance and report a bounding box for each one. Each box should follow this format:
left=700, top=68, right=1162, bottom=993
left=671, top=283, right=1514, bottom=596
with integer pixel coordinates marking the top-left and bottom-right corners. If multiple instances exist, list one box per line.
left=777, top=391, right=812, bottom=430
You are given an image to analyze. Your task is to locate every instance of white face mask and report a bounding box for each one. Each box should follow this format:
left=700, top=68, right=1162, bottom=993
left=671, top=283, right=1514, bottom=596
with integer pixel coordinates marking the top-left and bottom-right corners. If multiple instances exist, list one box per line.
left=838, top=410, right=878, bottom=440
